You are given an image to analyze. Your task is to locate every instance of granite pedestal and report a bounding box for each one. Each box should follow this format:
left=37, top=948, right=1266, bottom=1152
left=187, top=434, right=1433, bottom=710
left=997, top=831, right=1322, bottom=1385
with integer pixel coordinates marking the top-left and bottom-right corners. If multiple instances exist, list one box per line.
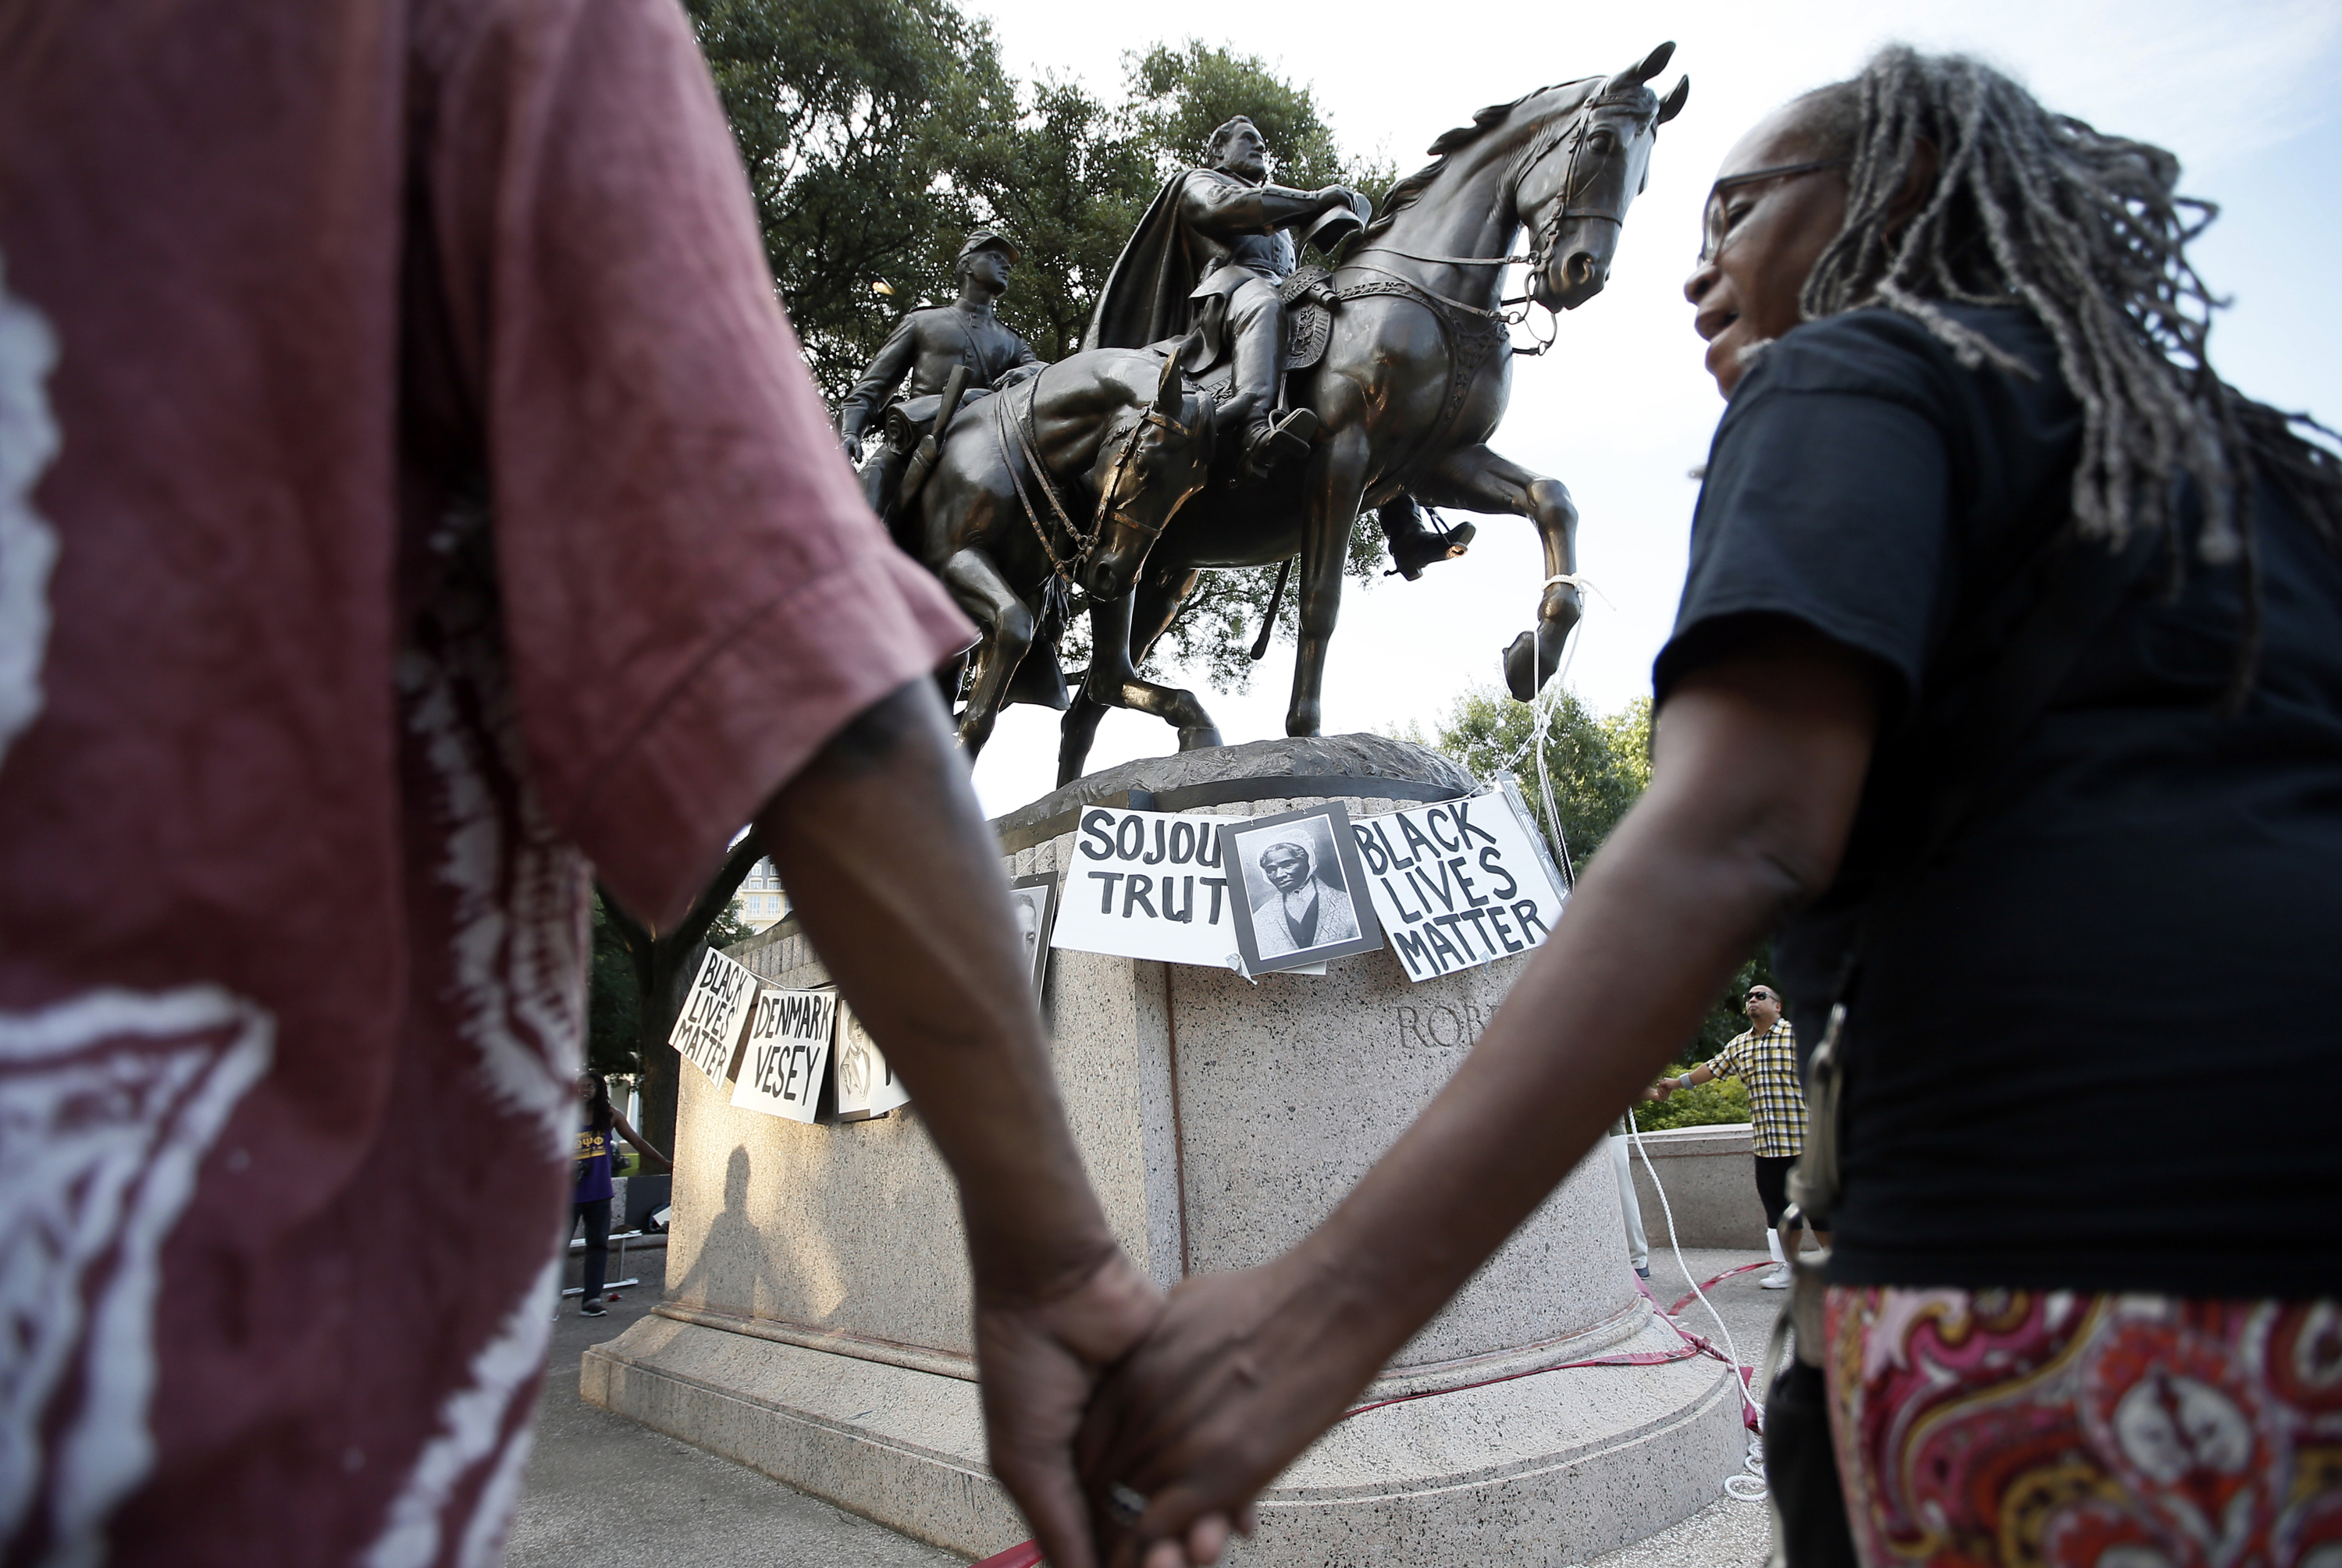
left=582, top=737, right=1742, bottom=1564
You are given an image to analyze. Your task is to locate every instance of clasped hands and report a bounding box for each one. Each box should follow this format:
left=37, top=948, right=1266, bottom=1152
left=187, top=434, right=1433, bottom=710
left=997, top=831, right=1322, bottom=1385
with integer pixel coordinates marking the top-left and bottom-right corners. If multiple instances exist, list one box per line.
left=977, top=1238, right=1385, bottom=1568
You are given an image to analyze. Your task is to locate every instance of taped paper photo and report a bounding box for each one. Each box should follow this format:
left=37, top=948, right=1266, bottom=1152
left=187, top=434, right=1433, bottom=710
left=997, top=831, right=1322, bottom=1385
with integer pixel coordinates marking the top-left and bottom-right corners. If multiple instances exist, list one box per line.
left=834, top=1001, right=909, bottom=1121
left=1007, top=871, right=1058, bottom=999
left=1219, top=804, right=1384, bottom=974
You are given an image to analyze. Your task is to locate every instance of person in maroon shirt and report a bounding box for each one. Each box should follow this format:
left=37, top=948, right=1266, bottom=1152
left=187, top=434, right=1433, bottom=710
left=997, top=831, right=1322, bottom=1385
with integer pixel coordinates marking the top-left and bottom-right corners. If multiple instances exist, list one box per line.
left=0, top=2, right=1157, bottom=1564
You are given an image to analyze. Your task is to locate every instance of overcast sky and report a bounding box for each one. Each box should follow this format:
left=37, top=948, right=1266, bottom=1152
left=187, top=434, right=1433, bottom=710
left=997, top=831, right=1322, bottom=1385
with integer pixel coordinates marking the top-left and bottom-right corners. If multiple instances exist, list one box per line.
left=952, top=0, right=2342, bottom=816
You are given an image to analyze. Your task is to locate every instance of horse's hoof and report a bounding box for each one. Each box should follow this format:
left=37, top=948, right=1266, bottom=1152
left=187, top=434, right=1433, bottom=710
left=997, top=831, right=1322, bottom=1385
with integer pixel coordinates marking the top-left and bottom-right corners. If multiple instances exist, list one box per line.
left=1286, top=706, right=1322, bottom=738
left=1176, top=725, right=1224, bottom=752
left=1503, top=631, right=1541, bottom=702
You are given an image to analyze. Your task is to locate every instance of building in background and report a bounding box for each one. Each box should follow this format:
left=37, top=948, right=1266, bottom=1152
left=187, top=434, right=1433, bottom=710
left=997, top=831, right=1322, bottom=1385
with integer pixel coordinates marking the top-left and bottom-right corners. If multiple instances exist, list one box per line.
left=735, top=857, right=788, bottom=932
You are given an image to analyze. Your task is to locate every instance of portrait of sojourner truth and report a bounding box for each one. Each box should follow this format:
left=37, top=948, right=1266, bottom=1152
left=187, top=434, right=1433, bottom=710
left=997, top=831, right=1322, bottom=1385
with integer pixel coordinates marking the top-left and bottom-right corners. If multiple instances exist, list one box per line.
left=1232, top=816, right=1361, bottom=959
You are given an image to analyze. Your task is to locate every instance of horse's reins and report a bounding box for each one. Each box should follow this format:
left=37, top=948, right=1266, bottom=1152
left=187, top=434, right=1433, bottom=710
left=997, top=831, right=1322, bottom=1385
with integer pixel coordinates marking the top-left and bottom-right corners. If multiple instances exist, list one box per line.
left=1346, top=90, right=1646, bottom=353
left=995, top=366, right=1190, bottom=602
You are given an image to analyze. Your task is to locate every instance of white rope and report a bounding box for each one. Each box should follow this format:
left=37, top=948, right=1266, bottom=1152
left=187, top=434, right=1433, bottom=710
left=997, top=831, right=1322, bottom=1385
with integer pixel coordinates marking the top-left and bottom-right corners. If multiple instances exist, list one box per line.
left=1628, top=1104, right=1771, bottom=1502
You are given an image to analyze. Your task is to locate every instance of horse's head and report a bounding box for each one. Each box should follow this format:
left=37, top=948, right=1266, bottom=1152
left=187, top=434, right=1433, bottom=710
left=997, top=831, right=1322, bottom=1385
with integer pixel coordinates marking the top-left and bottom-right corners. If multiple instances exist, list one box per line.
left=1514, top=43, right=1689, bottom=311
left=1078, top=352, right=1216, bottom=600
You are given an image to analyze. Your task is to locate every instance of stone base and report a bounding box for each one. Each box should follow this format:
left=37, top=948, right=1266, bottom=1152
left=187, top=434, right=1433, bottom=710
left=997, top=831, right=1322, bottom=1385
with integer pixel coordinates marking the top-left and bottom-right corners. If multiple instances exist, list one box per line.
left=582, top=1309, right=1746, bottom=1565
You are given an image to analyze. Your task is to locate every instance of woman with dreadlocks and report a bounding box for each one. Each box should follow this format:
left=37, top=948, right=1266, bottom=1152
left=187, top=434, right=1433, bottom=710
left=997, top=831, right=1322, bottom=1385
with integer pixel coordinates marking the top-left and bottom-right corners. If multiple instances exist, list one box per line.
left=1069, top=48, right=2341, bottom=1568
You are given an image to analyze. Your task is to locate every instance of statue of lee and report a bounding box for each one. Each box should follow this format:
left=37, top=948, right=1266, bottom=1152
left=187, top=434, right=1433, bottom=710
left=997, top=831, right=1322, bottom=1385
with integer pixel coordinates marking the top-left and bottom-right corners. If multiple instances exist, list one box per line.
left=1086, top=117, right=1363, bottom=482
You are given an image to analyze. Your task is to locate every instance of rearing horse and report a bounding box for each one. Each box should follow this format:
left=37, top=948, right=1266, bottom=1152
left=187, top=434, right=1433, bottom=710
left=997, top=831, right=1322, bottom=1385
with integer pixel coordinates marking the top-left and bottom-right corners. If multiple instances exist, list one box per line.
left=1059, top=45, right=1687, bottom=784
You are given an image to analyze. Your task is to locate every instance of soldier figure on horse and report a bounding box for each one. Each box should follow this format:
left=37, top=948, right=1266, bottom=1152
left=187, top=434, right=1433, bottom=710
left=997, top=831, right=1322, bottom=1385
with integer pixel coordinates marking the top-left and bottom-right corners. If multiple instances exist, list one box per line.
left=838, top=228, right=1044, bottom=530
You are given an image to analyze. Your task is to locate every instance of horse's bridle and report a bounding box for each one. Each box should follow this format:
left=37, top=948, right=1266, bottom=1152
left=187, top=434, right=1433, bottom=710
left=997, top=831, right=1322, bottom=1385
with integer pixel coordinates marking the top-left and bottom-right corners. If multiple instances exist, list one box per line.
left=997, top=367, right=1196, bottom=603
left=1348, top=89, right=1646, bottom=279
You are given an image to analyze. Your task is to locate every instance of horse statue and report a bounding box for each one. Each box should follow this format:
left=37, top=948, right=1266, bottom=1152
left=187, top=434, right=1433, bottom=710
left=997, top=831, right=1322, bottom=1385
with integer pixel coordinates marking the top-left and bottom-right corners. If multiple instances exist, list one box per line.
left=906, top=347, right=1218, bottom=756
left=1057, top=44, right=1687, bottom=785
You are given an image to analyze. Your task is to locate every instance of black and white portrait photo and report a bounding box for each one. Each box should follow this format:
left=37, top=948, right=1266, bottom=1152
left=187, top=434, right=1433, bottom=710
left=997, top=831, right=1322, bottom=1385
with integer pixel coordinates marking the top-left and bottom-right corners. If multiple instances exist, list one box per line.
left=1007, top=871, right=1058, bottom=998
left=1219, top=805, right=1384, bottom=973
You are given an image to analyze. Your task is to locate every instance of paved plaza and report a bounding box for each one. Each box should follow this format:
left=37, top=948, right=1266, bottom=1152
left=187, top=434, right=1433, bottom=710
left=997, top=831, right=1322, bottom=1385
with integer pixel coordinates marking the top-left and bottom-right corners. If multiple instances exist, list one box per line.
left=507, top=1237, right=1781, bottom=1568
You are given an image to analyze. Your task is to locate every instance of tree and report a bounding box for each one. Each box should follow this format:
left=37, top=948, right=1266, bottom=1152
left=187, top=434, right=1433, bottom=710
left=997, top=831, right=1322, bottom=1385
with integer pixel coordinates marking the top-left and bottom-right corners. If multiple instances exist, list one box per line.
left=686, top=0, right=1022, bottom=400
left=1428, top=688, right=1651, bottom=881
left=593, top=837, right=763, bottom=1152
left=1425, top=685, right=1778, bottom=1099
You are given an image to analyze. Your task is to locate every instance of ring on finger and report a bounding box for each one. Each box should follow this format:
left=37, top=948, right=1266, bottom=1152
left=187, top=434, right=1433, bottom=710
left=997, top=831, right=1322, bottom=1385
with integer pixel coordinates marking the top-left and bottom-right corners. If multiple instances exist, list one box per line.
left=1105, top=1481, right=1148, bottom=1527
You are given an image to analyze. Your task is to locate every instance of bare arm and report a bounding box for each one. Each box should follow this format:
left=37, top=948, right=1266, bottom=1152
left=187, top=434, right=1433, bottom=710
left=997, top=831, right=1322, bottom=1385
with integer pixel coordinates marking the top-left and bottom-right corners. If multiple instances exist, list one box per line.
left=1079, top=628, right=1882, bottom=1566
left=610, top=1108, right=671, bottom=1172
left=756, top=677, right=1159, bottom=1568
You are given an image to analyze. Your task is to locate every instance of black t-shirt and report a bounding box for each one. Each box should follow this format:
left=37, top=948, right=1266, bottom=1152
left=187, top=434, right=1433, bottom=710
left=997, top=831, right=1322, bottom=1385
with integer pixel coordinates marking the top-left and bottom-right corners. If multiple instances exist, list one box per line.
left=1656, top=304, right=2342, bottom=1299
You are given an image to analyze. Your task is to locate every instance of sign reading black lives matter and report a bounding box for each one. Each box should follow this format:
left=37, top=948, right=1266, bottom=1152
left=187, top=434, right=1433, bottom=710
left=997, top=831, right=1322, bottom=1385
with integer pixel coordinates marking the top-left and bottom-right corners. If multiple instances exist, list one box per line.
left=730, top=987, right=836, bottom=1123
left=1051, top=808, right=1246, bottom=967
left=1219, top=804, right=1386, bottom=975
left=1354, top=791, right=1567, bottom=982
left=669, top=947, right=762, bottom=1083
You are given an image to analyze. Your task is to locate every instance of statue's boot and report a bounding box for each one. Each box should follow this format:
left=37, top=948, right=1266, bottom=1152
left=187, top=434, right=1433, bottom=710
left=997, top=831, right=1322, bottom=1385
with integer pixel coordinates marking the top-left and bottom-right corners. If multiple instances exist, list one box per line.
left=1240, top=407, right=1318, bottom=481
left=1378, top=495, right=1475, bottom=580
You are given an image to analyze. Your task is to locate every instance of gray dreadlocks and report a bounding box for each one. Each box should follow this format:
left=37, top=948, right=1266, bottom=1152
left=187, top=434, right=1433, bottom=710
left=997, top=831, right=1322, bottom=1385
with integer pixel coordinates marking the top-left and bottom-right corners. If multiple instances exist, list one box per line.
left=1789, top=48, right=2342, bottom=592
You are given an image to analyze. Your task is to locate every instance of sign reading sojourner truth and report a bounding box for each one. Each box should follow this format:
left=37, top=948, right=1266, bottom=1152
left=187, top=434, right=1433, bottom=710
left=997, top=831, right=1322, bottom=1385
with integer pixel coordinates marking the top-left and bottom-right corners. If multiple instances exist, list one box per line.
left=1050, top=808, right=1244, bottom=967
left=1353, top=792, right=1567, bottom=983
left=730, top=986, right=836, bottom=1123
left=670, top=946, right=762, bottom=1082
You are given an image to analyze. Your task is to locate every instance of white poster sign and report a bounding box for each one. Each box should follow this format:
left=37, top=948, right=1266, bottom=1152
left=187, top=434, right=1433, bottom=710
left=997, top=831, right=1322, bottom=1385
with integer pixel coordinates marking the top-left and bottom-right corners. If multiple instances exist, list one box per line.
left=1352, top=792, right=1567, bottom=983
left=833, top=1001, right=911, bottom=1121
left=1050, top=808, right=1247, bottom=968
left=730, top=987, right=836, bottom=1123
left=669, top=946, right=761, bottom=1083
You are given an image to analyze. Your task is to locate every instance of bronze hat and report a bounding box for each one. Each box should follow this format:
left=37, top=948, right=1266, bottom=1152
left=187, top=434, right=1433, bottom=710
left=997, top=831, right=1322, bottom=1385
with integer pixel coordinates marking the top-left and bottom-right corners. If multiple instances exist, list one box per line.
left=957, top=228, right=1020, bottom=264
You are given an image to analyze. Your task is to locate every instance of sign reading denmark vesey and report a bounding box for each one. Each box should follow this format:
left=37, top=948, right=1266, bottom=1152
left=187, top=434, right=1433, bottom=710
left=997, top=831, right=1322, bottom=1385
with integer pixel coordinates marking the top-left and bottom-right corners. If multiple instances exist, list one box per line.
left=669, top=947, right=761, bottom=1083
left=1050, top=808, right=1244, bottom=967
left=1353, top=793, right=1566, bottom=982
left=730, top=987, right=836, bottom=1123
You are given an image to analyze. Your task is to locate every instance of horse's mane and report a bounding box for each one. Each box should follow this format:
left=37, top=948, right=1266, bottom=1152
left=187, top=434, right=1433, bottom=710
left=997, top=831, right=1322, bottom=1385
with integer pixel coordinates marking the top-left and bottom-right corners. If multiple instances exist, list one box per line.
left=1362, top=76, right=1603, bottom=241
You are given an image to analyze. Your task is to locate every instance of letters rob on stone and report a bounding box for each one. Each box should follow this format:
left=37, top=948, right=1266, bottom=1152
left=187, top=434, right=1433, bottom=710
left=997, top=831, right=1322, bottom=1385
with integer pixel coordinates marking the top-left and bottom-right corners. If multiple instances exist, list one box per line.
left=1353, top=795, right=1565, bottom=983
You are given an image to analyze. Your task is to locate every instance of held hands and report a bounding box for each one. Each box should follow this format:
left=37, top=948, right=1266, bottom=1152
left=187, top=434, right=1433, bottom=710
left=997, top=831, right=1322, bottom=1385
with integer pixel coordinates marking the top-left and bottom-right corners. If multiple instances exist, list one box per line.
left=977, top=1247, right=1166, bottom=1568
left=1073, top=1254, right=1386, bottom=1568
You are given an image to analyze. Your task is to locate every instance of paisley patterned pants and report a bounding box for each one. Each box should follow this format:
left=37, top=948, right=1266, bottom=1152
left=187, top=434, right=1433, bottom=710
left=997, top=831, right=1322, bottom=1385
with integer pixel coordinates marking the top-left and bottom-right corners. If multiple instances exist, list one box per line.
left=1826, top=1287, right=2342, bottom=1568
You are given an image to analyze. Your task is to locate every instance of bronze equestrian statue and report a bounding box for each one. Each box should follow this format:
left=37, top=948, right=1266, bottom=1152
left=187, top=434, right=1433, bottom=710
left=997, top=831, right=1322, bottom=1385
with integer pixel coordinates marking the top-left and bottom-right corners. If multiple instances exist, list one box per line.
left=838, top=228, right=1043, bottom=531
left=904, top=346, right=1219, bottom=757
left=1058, top=46, right=1688, bottom=784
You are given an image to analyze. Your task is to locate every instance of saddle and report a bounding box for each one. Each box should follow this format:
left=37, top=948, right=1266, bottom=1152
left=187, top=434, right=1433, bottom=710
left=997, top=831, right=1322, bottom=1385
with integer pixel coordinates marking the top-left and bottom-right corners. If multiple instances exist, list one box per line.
left=1169, top=265, right=1339, bottom=403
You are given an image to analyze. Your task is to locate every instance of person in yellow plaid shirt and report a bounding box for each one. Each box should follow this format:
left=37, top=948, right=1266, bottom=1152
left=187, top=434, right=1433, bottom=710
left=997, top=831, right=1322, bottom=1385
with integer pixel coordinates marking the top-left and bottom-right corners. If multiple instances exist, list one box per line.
left=1661, top=983, right=1824, bottom=1288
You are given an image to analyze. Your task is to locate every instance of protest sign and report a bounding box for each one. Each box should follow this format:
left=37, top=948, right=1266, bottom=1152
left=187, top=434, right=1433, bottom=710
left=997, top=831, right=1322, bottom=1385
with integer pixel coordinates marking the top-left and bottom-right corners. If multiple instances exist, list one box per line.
left=1352, top=791, right=1567, bottom=983
left=730, top=987, right=836, bottom=1123
left=833, top=1001, right=910, bottom=1121
left=1051, top=809, right=1248, bottom=968
left=1219, top=804, right=1385, bottom=975
left=669, top=946, right=760, bottom=1083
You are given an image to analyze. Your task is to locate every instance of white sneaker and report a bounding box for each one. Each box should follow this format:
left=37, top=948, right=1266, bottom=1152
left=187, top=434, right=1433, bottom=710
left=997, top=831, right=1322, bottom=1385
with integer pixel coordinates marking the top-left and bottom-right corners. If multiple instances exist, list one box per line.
left=1760, top=1267, right=1793, bottom=1289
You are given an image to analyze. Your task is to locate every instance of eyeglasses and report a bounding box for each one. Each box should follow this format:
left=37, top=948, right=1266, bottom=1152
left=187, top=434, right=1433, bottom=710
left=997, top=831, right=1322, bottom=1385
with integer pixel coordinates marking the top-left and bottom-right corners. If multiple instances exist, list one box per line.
left=1698, top=157, right=1851, bottom=263
left=1745, top=991, right=1776, bottom=1003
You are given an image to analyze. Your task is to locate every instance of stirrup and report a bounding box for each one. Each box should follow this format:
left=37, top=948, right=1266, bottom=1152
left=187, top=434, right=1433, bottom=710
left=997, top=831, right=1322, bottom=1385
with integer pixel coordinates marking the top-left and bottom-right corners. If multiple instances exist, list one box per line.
left=1240, top=407, right=1318, bottom=480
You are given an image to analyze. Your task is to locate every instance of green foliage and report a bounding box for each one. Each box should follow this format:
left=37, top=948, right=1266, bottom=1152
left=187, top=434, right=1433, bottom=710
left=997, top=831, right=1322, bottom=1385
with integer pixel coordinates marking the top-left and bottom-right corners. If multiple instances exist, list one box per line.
left=1629, top=1073, right=1749, bottom=1132
left=683, top=3, right=1397, bottom=680
left=1121, top=42, right=1393, bottom=194
left=687, top=0, right=1020, bottom=397
left=1429, top=688, right=1652, bottom=880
